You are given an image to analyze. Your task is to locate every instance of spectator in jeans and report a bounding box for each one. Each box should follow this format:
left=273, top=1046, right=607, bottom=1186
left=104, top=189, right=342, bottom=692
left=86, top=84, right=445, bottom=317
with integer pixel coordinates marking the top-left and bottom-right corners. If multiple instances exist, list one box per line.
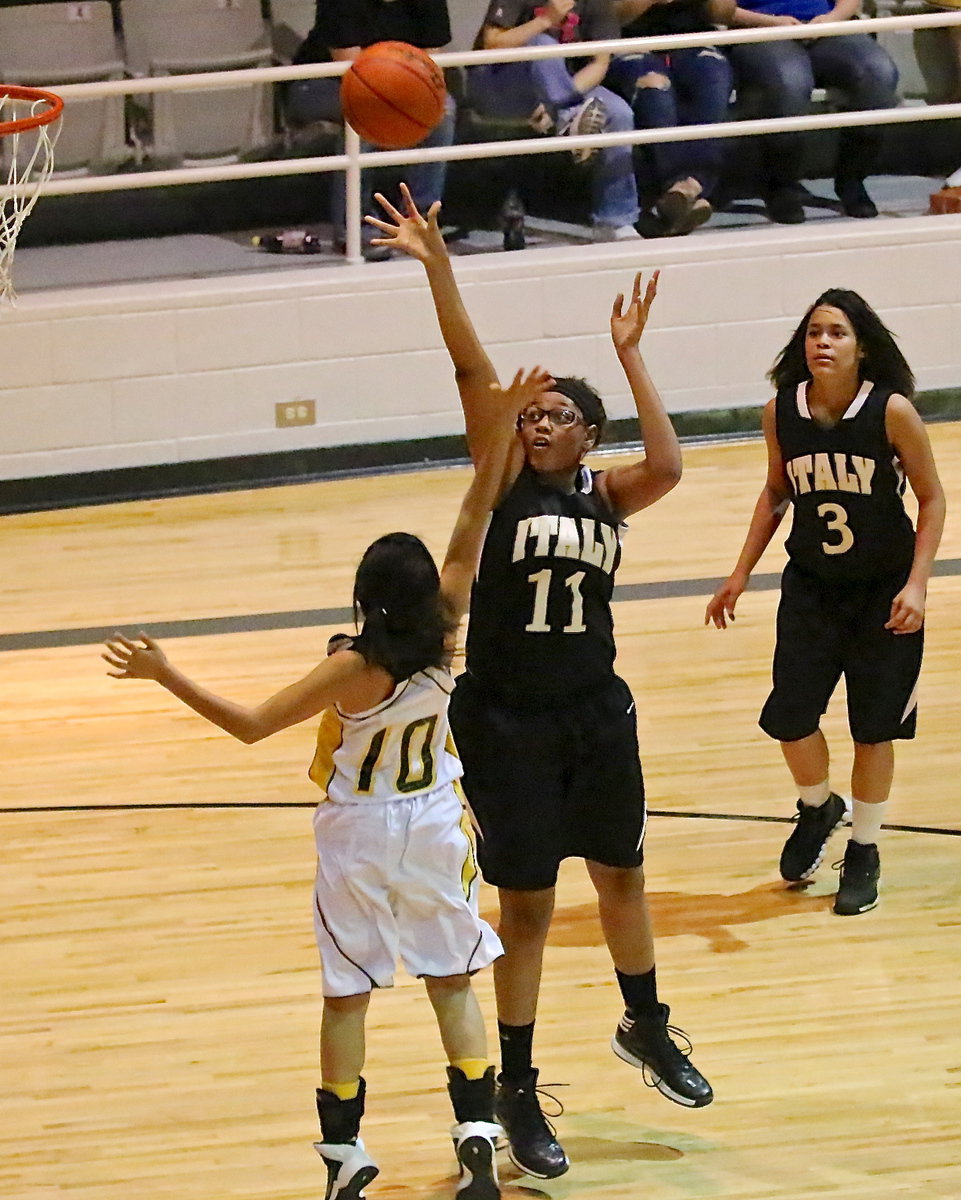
left=286, top=0, right=455, bottom=260
left=729, top=0, right=899, bottom=223
left=607, top=0, right=735, bottom=236
left=469, top=0, right=642, bottom=241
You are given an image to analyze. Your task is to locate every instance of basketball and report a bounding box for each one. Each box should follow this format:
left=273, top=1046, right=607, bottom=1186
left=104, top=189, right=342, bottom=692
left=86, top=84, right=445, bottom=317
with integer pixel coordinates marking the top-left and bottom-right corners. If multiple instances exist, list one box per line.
left=340, top=41, right=447, bottom=151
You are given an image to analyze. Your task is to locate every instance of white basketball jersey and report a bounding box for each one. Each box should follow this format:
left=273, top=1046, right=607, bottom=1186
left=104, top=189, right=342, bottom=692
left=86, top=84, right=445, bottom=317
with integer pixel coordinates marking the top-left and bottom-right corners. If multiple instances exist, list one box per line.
left=308, top=667, right=462, bottom=805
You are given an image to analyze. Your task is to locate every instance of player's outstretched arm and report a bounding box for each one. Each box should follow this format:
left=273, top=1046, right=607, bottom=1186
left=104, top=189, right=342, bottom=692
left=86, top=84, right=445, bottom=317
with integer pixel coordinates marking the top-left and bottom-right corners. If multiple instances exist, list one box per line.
left=884, top=395, right=946, bottom=634
left=440, top=367, right=554, bottom=621
left=597, top=271, right=682, bottom=519
left=705, top=399, right=791, bottom=629
left=103, top=632, right=366, bottom=742
left=367, top=184, right=505, bottom=469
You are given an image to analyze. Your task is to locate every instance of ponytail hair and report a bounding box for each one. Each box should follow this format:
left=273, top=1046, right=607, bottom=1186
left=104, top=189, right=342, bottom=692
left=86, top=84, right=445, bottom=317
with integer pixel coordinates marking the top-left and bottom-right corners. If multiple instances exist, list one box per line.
left=352, top=532, right=456, bottom=680
left=770, top=288, right=915, bottom=399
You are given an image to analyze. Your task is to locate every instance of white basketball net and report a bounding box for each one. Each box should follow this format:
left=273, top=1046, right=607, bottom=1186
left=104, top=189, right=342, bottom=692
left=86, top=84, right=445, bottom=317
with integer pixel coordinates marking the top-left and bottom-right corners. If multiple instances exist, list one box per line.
left=0, top=91, right=60, bottom=305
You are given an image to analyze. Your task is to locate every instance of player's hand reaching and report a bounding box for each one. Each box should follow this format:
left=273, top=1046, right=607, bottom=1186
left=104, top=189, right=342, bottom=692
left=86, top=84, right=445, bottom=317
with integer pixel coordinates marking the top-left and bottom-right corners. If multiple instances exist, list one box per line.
left=367, top=183, right=446, bottom=263
left=705, top=572, right=748, bottom=629
left=490, top=365, right=555, bottom=428
left=885, top=579, right=925, bottom=635
left=611, top=271, right=659, bottom=358
left=103, top=632, right=170, bottom=680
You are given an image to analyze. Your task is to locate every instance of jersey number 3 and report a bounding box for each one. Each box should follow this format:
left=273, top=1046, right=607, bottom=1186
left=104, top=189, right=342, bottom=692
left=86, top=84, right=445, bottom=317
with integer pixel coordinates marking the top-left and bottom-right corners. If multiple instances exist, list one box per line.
left=817, top=502, right=855, bottom=556
left=525, top=569, right=587, bottom=633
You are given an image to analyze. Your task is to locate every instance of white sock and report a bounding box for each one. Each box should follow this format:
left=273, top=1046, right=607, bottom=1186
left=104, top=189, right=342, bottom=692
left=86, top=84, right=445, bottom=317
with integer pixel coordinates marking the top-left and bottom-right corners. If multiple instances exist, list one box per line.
left=798, top=780, right=831, bottom=807
left=851, top=799, right=886, bottom=846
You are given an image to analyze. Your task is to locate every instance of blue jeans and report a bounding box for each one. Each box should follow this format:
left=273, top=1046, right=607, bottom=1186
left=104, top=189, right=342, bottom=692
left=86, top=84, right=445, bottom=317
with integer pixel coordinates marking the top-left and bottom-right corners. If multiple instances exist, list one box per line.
left=286, top=77, right=455, bottom=235
left=729, top=33, right=899, bottom=187
left=467, top=33, right=639, bottom=228
left=606, top=47, right=733, bottom=199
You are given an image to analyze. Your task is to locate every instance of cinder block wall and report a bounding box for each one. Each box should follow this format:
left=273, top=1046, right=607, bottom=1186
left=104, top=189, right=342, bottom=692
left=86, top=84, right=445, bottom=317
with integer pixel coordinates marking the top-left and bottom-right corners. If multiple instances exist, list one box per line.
left=2, top=215, right=960, bottom=485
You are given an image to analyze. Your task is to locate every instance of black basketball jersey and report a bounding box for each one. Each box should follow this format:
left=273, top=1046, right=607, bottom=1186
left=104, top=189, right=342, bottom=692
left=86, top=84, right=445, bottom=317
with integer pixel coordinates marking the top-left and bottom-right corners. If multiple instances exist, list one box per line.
left=776, top=380, right=916, bottom=582
left=465, top=464, right=622, bottom=699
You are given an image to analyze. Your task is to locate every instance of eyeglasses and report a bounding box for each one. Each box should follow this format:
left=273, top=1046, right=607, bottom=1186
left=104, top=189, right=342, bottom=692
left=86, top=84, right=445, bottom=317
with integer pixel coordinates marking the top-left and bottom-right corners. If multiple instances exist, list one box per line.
left=517, top=406, right=583, bottom=429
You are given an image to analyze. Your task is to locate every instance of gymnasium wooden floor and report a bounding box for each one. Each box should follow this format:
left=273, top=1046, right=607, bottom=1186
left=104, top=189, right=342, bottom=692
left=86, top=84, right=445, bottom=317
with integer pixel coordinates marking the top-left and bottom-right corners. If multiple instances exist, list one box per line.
left=3, top=427, right=960, bottom=1200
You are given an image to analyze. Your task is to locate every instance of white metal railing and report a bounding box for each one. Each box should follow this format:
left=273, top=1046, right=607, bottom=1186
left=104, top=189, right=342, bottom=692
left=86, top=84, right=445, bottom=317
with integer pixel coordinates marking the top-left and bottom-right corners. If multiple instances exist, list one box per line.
left=16, top=10, right=961, bottom=261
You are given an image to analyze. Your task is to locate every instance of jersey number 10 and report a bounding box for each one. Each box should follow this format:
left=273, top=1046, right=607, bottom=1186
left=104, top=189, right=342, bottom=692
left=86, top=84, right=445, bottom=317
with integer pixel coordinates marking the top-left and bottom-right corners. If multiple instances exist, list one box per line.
left=357, top=715, right=438, bottom=795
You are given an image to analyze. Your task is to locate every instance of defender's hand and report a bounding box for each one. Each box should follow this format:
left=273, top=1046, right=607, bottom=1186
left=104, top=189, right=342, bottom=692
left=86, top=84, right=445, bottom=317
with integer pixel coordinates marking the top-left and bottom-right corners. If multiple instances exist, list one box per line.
left=103, top=632, right=169, bottom=680
left=366, top=182, right=446, bottom=262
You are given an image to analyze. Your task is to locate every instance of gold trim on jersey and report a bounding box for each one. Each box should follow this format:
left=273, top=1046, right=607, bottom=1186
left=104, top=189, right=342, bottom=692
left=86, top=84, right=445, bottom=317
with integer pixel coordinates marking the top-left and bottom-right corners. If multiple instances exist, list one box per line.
left=308, top=707, right=345, bottom=801
left=455, top=780, right=479, bottom=899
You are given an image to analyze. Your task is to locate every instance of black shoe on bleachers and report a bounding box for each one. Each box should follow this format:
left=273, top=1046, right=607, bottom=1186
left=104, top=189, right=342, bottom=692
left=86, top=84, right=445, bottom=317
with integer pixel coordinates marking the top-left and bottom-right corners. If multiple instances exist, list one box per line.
left=836, top=179, right=878, bottom=219
left=765, top=185, right=806, bottom=224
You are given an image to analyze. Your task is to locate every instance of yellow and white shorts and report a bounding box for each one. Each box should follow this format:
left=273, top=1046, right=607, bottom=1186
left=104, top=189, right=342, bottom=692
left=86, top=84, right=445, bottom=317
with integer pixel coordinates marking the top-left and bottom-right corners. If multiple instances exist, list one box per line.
left=311, top=783, right=502, bottom=997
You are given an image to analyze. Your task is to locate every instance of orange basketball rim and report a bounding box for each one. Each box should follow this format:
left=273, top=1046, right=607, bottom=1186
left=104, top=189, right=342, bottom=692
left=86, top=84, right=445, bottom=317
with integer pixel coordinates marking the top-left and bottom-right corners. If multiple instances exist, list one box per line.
left=0, top=83, right=63, bottom=136
left=0, top=84, right=64, bottom=304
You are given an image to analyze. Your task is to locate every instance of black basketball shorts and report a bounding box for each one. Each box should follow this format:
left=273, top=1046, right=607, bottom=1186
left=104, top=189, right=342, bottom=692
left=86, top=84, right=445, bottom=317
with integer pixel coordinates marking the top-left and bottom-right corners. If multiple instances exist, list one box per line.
left=449, top=673, right=647, bottom=891
left=759, top=562, right=923, bottom=745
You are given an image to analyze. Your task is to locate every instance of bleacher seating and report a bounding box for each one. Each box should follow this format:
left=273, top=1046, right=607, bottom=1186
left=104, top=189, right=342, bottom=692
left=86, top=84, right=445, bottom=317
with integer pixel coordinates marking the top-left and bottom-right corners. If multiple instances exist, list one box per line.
left=268, top=0, right=316, bottom=65
left=2, top=0, right=956, bottom=238
left=120, top=0, right=273, bottom=164
left=871, top=0, right=957, bottom=103
left=0, top=1, right=129, bottom=175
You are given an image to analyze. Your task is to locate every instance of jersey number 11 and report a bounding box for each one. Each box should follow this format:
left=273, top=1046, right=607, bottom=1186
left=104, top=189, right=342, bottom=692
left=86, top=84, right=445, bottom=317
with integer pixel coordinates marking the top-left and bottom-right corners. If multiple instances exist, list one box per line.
left=525, top=569, right=587, bottom=634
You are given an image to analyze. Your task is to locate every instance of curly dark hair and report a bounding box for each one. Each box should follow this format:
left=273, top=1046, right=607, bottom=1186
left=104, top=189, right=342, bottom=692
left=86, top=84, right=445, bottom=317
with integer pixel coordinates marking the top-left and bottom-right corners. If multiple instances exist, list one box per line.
left=769, top=289, right=915, bottom=398
left=351, top=533, right=456, bottom=680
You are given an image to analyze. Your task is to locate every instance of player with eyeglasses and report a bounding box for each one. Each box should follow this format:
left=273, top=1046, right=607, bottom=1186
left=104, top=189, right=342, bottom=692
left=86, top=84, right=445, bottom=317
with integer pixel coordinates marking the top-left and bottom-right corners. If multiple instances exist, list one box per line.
left=516, top=406, right=582, bottom=428
left=368, top=184, right=713, bottom=1183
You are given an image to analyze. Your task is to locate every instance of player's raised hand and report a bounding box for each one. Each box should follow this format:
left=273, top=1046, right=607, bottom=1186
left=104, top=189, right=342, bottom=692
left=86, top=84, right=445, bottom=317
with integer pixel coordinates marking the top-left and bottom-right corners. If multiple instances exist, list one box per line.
left=611, top=270, right=659, bottom=357
left=103, top=632, right=169, bottom=680
left=366, top=182, right=446, bottom=262
left=704, top=573, right=747, bottom=629
left=490, top=365, right=555, bottom=425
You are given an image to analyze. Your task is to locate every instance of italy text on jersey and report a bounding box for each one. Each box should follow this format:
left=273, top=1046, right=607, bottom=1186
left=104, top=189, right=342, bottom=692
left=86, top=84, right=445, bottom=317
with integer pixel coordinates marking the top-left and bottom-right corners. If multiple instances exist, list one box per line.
left=785, top=452, right=877, bottom=497
left=511, top=514, right=621, bottom=574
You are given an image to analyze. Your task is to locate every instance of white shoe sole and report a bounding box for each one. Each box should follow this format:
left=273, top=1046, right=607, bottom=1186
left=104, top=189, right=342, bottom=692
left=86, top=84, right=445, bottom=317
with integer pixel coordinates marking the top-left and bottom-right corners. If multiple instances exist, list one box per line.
left=456, top=1134, right=500, bottom=1198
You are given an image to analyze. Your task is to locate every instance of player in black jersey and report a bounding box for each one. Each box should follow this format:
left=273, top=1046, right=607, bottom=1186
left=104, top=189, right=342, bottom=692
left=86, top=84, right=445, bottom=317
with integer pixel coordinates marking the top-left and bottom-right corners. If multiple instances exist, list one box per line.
left=706, top=290, right=945, bottom=916
left=367, top=185, right=713, bottom=1182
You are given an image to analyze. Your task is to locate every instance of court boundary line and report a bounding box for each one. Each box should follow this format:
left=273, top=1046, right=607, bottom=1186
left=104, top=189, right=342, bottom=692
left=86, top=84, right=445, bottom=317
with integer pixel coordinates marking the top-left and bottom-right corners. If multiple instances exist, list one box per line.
left=4, top=559, right=960, bottom=652
left=0, top=802, right=957, bottom=838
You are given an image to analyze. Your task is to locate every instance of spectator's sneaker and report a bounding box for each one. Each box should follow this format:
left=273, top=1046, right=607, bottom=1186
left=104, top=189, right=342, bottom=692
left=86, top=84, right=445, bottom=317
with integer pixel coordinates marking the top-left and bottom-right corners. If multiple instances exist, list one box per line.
left=779, top=793, right=850, bottom=882
left=836, top=178, right=878, bottom=219
left=656, top=186, right=712, bottom=236
left=334, top=230, right=392, bottom=262
left=500, top=189, right=526, bottom=251
left=765, top=185, right=806, bottom=224
left=313, top=1138, right=379, bottom=1200
left=451, top=1120, right=501, bottom=1199
left=612, top=1005, right=714, bottom=1108
left=494, top=1070, right=569, bottom=1179
left=559, top=96, right=607, bottom=165
left=833, top=840, right=881, bottom=915
left=593, top=223, right=642, bottom=242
